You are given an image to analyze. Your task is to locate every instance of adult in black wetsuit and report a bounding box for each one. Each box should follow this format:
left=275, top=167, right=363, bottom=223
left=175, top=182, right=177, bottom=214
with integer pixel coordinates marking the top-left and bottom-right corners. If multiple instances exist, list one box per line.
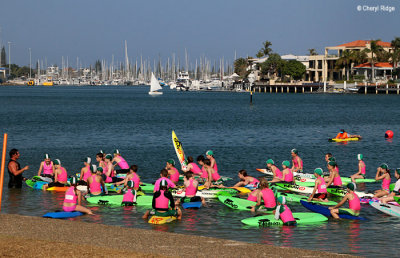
left=7, top=149, right=29, bottom=188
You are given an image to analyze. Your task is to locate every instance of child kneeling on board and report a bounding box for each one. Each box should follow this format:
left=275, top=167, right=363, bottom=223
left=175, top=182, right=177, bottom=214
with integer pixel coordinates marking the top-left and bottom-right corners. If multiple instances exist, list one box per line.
left=143, top=179, right=182, bottom=219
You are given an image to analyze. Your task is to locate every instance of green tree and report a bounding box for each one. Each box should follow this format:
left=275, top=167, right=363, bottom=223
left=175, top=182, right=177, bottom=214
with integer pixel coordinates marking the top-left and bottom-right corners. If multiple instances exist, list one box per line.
left=256, top=41, right=272, bottom=58
left=0, top=47, right=6, bottom=67
left=308, top=48, right=318, bottom=56
left=234, top=58, right=248, bottom=78
left=391, top=37, right=400, bottom=79
left=283, top=60, right=306, bottom=80
left=366, top=39, right=384, bottom=82
left=336, top=50, right=355, bottom=80
left=260, top=53, right=284, bottom=78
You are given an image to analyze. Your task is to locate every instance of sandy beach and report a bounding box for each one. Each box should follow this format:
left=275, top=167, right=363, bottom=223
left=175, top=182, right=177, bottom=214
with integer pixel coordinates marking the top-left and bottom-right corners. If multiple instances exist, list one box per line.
left=0, top=213, right=358, bottom=257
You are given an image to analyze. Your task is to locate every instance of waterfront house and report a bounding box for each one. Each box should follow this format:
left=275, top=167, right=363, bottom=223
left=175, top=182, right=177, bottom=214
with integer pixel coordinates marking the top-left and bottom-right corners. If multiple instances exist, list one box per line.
left=306, top=40, right=394, bottom=82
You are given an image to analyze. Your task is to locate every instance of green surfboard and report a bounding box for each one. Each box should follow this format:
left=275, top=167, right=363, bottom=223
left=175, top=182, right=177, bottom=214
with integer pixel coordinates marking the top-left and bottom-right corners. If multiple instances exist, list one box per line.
left=217, top=195, right=271, bottom=211
left=277, top=192, right=337, bottom=206
left=241, top=212, right=328, bottom=226
left=86, top=195, right=152, bottom=206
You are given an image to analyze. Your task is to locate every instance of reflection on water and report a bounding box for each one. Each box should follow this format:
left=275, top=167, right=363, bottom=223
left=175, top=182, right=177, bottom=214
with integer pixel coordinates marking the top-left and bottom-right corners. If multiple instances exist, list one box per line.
left=1, top=87, right=400, bottom=257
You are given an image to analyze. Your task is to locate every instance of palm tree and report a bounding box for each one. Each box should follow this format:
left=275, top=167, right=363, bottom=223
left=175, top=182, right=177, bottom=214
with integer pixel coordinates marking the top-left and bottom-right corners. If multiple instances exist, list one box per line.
left=391, top=37, right=400, bottom=79
left=308, top=49, right=318, bottom=56
left=336, top=50, right=353, bottom=80
left=256, top=41, right=272, bottom=58
left=367, top=39, right=384, bottom=82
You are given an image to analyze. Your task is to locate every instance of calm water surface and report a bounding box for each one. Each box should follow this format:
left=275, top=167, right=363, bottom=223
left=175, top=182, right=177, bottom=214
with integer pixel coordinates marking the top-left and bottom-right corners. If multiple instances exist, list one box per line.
left=1, top=86, right=400, bottom=257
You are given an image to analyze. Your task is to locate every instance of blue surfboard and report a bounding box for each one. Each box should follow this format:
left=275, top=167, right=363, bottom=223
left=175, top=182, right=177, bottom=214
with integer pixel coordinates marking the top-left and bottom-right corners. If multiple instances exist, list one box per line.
left=182, top=202, right=202, bottom=209
left=33, top=181, right=48, bottom=189
left=43, top=211, right=84, bottom=219
left=300, top=200, right=366, bottom=220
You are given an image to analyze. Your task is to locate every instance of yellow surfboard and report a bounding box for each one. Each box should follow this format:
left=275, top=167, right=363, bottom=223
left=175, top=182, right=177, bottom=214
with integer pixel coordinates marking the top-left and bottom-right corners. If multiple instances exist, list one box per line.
left=148, top=215, right=177, bottom=224
left=172, top=130, right=187, bottom=170
left=329, top=137, right=360, bottom=142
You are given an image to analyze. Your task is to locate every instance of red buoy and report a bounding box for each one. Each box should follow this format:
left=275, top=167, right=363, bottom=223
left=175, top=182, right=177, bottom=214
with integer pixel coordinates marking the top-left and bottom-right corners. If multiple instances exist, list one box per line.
left=385, top=130, right=394, bottom=138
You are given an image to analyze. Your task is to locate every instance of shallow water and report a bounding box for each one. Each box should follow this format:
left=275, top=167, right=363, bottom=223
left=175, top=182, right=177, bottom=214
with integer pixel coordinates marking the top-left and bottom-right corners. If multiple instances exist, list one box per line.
left=1, top=86, right=399, bottom=257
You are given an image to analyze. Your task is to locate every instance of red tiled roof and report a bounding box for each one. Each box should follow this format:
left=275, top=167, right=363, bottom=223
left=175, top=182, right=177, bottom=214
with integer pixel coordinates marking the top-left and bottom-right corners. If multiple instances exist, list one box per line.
left=336, top=40, right=392, bottom=48
left=354, top=62, right=393, bottom=68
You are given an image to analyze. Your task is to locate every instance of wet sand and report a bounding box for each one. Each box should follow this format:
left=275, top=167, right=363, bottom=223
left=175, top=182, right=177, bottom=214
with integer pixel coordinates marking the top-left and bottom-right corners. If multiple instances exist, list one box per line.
left=0, top=214, right=357, bottom=257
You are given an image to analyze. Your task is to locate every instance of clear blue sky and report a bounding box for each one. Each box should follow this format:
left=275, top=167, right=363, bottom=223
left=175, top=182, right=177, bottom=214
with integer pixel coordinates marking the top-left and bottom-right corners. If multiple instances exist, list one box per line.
left=0, top=0, right=398, bottom=67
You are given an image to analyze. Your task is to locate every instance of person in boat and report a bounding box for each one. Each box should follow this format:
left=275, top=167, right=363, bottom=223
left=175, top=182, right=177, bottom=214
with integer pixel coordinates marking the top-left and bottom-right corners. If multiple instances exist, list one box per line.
left=269, top=161, right=293, bottom=183
left=122, top=180, right=137, bottom=206
left=182, top=156, right=202, bottom=176
left=251, top=178, right=276, bottom=212
left=142, top=179, right=182, bottom=220
left=380, top=168, right=400, bottom=204
left=373, top=163, right=391, bottom=198
left=329, top=183, right=360, bottom=218
left=308, top=168, right=328, bottom=202
left=325, top=161, right=342, bottom=187
left=87, top=165, right=107, bottom=196
left=274, top=196, right=296, bottom=226
left=205, top=150, right=218, bottom=173
left=154, top=169, right=176, bottom=192
left=166, top=159, right=180, bottom=184
left=335, top=129, right=362, bottom=139
left=175, top=171, right=206, bottom=206
left=63, top=177, right=93, bottom=215
left=266, top=159, right=283, bottom=182
left=79, top=157, right=92, bottom=183
left=43, top=159, right=68, bottom=191
left=112, top=149, right=130, bottom=174
left=291, top=149, right=303, bottom=173
left=7, top=149, right=29, bottom=188
left=37, top=154, right=54, bottom=178
left=350, top=154, right=367, bottom=183
left=233, top=169, right=260, bottom=188
left=203, top=158, right=223, bottom=189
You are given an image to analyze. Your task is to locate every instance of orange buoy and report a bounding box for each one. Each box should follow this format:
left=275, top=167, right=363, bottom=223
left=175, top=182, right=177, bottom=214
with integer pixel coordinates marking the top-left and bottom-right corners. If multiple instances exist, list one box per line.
left=385, top=130, right=394, bottom=138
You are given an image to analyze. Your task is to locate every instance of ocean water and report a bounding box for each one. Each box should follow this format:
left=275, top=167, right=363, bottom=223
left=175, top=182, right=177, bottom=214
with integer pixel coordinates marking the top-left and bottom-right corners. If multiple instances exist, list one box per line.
left=1, top=85, right=400, bottom=257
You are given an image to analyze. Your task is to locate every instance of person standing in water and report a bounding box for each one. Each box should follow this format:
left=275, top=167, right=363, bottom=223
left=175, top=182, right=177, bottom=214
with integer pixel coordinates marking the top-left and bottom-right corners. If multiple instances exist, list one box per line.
left=7, top=149, right=29, bottom=188
left=291, top=149, right=303, bottom=173
left=350, top=154, right=366, bottom=183
left=37, top=154, right=54, bottom=178
left=112, top=149, right=130, bottom=174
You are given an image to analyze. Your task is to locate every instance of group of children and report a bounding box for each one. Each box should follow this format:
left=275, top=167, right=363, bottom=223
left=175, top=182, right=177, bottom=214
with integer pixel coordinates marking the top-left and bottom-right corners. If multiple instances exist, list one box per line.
left=36, top=147, right=400, bottom=224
